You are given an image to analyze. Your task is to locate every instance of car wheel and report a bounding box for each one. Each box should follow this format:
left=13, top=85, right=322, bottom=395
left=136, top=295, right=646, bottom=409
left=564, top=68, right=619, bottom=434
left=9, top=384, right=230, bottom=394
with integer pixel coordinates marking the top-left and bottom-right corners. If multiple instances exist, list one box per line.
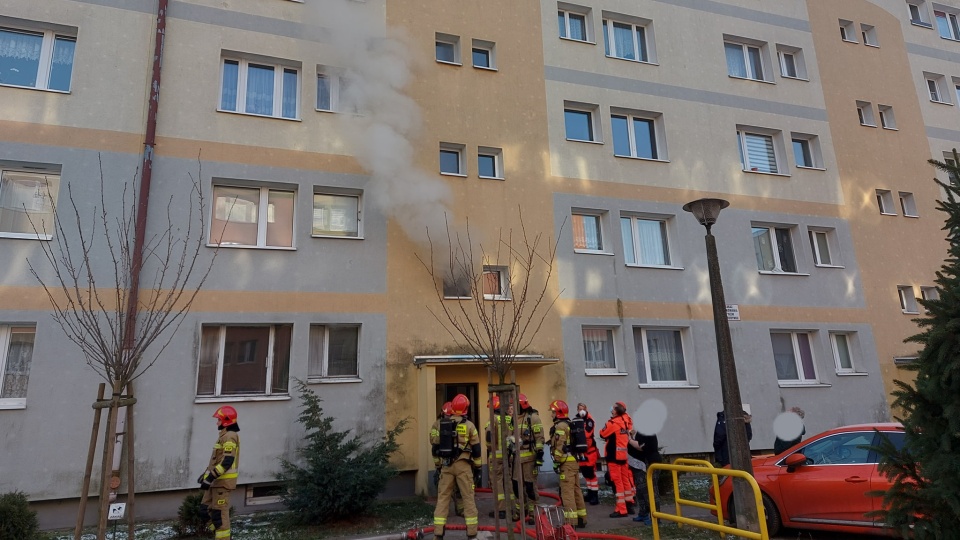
left=725, top=493, right=782, bottom=536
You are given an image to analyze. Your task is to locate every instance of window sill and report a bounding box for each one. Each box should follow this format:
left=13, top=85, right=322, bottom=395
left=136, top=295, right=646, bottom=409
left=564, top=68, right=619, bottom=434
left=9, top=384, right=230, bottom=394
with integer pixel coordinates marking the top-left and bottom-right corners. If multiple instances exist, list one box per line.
left=781, top=75, right=809, bottom=82
left=614, top=154, right=670, bottom=163
left=638, top=383, right=699, bottom=389
left=585, top=370, right=627, bottom=376
left=605, top=55, right=659, bottom=66
left=483, top=296, right=511, bottom=301
left=316, top=108, right=336, bottom=113
left=560, top=37, right=596, bottom=45
left=444, top=296, right=472, bottom=300
left=0, top=82, right=70, bottom=94
left=901, top=310, right=920, bottom=315
left=864, top=43, right=880, bottom=48
left=436, top=60, right=463, bottom=66
left=882, top=126, right=899, bottom=131
left=911, top=20, right=933, bottom=29
left=728, top=75, right=776, bottom=85
left=0, top=233, right=52, bottom=241
left=841, top=39, right=859, bottom=44
left=814, top=263, right=845, bottom=269
left=904, top=213, right=920, bottom=218
left=440, top=172, right=467, bottom=178
left=879, top=212, right=898, bottom=216
left=207, top=243, right=296, bottom=250
left=860, top=123, right=877, bottom=128
left=217, top=109, right=301, bottom=122
left=0, top=399, right=26, bottom=410
left=311, top=234, right=363, bottom=239
left=307, top=377, right=362, bottom=384
left=479, top=175, right=505, bottom=181
left=836, top=371, right=868, bottom=377
left=473, top=65, right=498, bottom=72
left=574, top=249, right=615, bottom=256
left=742, top=169, right=790, bottom=177
left=566, top=138, right=603, bottom=144
left=625, top=263, right=683, bottom=270
left=930, top=99, right=953, bottom=106
left=796, top=165, right=826, bottom=171
left=194, top=395, right=292, bottom=403
left=776, top=382, right=832, bottom=388
left=758, top=270, right=810, bottom=276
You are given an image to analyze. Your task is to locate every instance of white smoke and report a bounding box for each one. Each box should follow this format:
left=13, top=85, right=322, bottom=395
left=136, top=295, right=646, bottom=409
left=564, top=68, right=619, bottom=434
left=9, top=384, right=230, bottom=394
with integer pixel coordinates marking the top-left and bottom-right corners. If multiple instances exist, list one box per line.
left=309, top=0, right=453, bottom=247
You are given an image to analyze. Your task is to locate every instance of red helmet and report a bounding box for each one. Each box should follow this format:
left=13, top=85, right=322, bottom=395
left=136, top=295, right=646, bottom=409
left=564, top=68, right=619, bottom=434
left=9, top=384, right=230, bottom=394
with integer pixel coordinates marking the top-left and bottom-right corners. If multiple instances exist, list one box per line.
left=489, top=395, right=501, bottom=410
left=213, top=405, right=237, bottom=426
left=451, top=394, right=470, bottom=416
left=550, top=400, right=569, bottom=419
left=518, top=393, right=530, bottom=409
left=441, top=402, right=453, bottom=416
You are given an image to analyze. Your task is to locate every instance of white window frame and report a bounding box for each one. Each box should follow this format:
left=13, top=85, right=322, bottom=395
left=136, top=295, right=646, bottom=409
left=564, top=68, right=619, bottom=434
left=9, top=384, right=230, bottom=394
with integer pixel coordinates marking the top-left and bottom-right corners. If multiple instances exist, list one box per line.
left=307, top=324, right=361, bottom=382
left=0, top=168, right=60, bottom=240
left=898, top=286, right=919, bottom=314
left=771, top=331, right=820, bottom=384
left=477, top=146, right=504, bottom=180
left=899, top=191, right=918, bottom=217
left=925, top=73, right=949, bottom=104
left=219, top=56, right=300, bottom=120
left=724, top=38, right=768, bottom=82
left=471, top=39, right=496, bottom=70
left=312, top=189, right=361, bottom=238
left=563, top=101, right=601, bottom=143
left=840, top=19, right=858, bottom=42
left=571, top=211, right=606, bottom=253
left=737, top=127, right=783, bottom=174
left=909, top=1, right=932, bottom=27
left=0, top=25, right=76, bottom=92
left=920, top=286, right=939, bottom=312
left=752, top=224, right=799, bottom=274
left=558, top=4, right=592, bottom=43
left=776, top=45, right=807, bottom=80
left=195, top=324, right=291, bottom=399
left=0, top=325, right=35, bottom=409
left=316, top=66, right=345, bottom=113
left=860, top=23, right=879, bottom=46
left=435, top=33, right=461, bottom=65
left=634, top=327, right=689, bottom=386
left=621, top=214, right=674, bottom=268
left=878, top=105, right=897, bottom=129
left=830, top=332, right=856, bottom=373
left=602, top=14, right=652, bottom=63
left=857, top=101, right=876, bottom=126
left=935, top=8, right=960, bottom=40
left=439, top=142, right=466, bottom=176
left=482, top=265, right=511, bottom=300
left=808, top=228, right=841, bottom=267
left=877, top=189, right=897, bottom=215
left=791, top=132, right=823, bottom=169
left=209, top=184, right=297, bottom=249
left=582, top=326, right=618, bottom=374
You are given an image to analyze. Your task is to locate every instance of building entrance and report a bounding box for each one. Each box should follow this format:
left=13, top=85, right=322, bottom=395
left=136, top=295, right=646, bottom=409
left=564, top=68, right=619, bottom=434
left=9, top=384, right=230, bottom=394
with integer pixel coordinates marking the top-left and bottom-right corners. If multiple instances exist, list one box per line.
left=437, top=382, right=479, bottom=428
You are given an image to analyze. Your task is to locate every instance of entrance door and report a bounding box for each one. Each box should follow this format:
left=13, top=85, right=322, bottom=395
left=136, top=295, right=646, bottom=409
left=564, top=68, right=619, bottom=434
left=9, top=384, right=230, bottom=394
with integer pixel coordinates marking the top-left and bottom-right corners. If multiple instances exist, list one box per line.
left=439, top=383, right=479, bottom=428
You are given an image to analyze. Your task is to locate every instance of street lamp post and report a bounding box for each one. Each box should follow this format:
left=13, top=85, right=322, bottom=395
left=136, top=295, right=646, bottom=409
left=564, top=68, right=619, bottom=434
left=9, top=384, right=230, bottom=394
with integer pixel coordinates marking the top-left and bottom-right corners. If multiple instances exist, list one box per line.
left=682, top=198, right=759, bottom=533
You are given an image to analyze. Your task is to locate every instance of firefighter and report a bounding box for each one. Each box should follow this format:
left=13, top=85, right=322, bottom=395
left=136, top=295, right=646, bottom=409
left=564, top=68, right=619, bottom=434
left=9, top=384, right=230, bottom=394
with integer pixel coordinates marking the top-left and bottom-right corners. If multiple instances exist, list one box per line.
left=576, top=402, right=601, bottom=505
left=198, top=405, right=240, bottom=540
left=431, top=402, right=464, bottom=516
left=513, top=393, right=544, bottom=522
left=430, top=394, right=482, bottom=540
left=599, top=401, right=633, bottom=518
left=549, top=400, right=587, bottom=529
left=484, top=395, right=516, bottom=520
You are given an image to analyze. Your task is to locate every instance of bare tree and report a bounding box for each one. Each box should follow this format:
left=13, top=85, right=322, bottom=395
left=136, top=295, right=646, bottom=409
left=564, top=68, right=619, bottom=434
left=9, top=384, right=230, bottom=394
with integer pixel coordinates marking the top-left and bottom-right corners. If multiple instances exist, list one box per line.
left=26, top=156, right=217, bottom=539
left=418, top=210, right=563, bottom=539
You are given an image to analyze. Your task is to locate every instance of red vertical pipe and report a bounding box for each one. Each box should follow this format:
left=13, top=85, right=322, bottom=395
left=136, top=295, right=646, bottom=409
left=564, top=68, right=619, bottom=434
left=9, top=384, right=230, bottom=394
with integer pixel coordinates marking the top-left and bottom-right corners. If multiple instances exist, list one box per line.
left=124, top=0, right=168, bottom=350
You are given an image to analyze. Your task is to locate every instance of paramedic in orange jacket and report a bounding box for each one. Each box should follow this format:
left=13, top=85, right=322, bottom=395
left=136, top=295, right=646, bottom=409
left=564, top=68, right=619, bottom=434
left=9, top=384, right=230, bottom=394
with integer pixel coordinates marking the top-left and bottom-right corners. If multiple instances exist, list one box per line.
left=599, top=401, right=633, bottom=517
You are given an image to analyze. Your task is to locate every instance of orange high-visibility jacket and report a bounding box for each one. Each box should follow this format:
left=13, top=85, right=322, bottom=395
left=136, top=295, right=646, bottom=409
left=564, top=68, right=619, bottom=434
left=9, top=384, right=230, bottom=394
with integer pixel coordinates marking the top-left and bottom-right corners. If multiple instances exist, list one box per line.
left=600, top=414, right=630, bottom=462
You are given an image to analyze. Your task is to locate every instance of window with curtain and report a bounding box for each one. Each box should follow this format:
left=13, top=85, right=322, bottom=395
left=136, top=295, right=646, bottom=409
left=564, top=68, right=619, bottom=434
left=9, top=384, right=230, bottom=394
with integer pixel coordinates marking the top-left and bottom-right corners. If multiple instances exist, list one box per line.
left=0, top=325, right=35, bottom=407
left=572, top=213, right=603, bottom=251
left=211, top=184, right=295, bottom=248
left=634, top=328, right=687, bottom=383
left=738, top=130, right=779, bottom=173
left=482, top=266, right=510, bottom=299
left=725, top=41, right=764, bottom=80
left=621, top=216, right=670, bottom=266
left=313, top=192, right=360, bottom=237
left=752, top=226, right=796, bottom=273
left=558, top=10, right=588, bottom=41
left=219, top=56, right=299, bottom=119
left=0, top=169, right=60, bottom=238
left=602, top=19, right=648, bottom=62
left=583, top=328, right=616, bottom=370
left=770, top=331, right=818, bottom=383
left=308, top=325, right=360, bottom=379
left=196, top=324, right=291, bottom=397
left=0, top=26, right=75, bottom=91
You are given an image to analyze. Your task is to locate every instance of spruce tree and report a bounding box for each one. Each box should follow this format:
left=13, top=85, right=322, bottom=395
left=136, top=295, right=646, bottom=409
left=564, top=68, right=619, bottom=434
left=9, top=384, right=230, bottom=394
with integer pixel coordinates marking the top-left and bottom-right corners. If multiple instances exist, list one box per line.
left=872, top=151, right=960, bottom=539
left=277, top=380, right=407, bottom=524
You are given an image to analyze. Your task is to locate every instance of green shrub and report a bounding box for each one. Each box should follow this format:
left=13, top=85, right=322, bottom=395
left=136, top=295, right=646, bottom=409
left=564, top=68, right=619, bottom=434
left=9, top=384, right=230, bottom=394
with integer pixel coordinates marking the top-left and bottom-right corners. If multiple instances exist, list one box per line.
left=277, top=380, right=408, bottom=524
left=0, top=491, right=39, bottom=540
left=175, top=492, right=211, bottom=538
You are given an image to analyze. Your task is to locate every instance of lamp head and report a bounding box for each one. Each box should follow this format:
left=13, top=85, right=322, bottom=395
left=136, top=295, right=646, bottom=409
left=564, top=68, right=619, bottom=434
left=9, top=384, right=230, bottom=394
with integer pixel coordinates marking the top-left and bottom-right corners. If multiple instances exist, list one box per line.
left=682, top=198, right=730, bottom=231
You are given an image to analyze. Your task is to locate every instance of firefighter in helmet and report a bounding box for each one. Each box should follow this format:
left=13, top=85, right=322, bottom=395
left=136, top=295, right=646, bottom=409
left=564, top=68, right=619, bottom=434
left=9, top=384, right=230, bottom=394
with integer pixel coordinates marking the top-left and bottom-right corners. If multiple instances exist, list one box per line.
left=431, top=402, right=464, bottom=516
left=513, top=393, right=544, bottom=522
left=198, top=405, right=240, bottom=539
left=549, top=400, right=587, bottom=528
left=484, top=394, right=516, bottom=520
left=429, top=394, right=482, bottom=540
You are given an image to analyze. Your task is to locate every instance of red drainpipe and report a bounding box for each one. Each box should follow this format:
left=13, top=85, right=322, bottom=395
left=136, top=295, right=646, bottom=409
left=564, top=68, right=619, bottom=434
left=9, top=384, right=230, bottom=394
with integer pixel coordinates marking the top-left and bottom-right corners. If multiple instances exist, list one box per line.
left=123, top=0, right=169, bottom=351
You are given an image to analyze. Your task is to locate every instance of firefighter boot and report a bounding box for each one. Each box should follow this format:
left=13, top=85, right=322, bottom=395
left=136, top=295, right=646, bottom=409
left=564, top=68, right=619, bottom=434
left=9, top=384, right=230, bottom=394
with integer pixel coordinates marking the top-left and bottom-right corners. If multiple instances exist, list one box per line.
left=577, top=517, right=587, bottom=529
left=587, top=490, right=599, bottom=505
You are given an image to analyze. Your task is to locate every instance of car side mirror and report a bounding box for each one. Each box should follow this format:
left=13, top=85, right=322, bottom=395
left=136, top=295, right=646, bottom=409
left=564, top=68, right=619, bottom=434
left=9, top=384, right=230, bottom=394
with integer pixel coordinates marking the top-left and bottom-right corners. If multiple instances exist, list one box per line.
left=784, top=453, right=806, bottom=471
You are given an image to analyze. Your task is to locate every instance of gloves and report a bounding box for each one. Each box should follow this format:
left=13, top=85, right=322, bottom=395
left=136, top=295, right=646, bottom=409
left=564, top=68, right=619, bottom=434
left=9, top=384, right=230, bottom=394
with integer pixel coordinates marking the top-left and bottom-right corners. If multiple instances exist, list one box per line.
left=535, top=450, right=544, bottom=466
left=433, top=468, right=441, bottom=488
left=553, top=462, right=560, bottom=474
left=197, top=473, right=206, bottom=485
left=199, top=472, right=213, bottom=490
left=473, top=467, right=483, bottom=487
left=200, top=478, right=212, bottom=490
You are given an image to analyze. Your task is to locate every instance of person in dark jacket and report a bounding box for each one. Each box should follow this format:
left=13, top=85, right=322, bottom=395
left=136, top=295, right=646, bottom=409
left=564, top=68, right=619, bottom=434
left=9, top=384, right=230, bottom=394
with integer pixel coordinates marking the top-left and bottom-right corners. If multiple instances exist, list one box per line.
left=712, top=411, right=752, bottom=467
left=628, top=429, right=663, bottom=525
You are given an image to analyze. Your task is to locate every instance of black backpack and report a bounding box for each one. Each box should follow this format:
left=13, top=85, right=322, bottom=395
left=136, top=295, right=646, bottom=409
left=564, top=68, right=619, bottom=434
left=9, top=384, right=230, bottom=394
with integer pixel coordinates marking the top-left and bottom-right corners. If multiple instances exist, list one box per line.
left=437, top=417, right=460, bottom=458
left=569, top=416, right=589, bottom=455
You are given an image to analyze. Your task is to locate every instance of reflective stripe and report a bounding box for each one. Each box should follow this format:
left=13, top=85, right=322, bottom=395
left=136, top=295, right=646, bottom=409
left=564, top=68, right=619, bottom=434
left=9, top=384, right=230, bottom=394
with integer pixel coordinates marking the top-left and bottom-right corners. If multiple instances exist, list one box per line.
left=465, top=517, right=478, bottom=525
left=434, top=517, right=447, bottom=526
left=213, top=443, right=222, bottom=449
left=564, top=510, right=577, bottom=519
left=214, top=465, right=225, bottom=475
left=219, top=473, right=238, bottom=479
left=215, top=529, right=231, bottom=539
left=577, top=509, right=587, bottom=517
left=519, top=451, right=534, bottom=458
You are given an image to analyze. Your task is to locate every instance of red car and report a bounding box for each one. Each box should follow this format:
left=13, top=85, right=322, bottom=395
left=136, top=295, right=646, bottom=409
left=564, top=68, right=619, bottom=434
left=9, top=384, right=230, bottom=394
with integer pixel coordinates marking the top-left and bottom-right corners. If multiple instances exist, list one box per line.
left=712, top=422, right=905, bottom=537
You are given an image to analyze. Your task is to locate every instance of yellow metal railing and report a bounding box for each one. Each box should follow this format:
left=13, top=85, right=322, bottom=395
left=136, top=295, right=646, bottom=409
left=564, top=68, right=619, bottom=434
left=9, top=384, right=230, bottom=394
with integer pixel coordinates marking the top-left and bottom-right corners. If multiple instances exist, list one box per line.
left=647, top=459, right=768, bottom=540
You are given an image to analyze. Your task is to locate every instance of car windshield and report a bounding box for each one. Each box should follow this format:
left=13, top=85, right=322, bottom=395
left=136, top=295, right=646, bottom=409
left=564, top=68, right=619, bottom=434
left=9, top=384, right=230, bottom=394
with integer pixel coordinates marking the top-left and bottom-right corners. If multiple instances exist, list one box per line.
left=797, top=432, right=874, bottom=465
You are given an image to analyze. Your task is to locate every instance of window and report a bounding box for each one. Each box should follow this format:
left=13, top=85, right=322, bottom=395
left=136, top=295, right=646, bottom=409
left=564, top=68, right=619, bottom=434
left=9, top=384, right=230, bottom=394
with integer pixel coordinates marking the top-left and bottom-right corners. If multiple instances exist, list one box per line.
left=878, top=105, right=896, bottom=129
left=809, top=228, right=837, bottom=266
left=909, top=2, right=932, bottom=26
left=312, top=191, right=360, bottom=237
left=831, top=333, right=855, bottom=372
left=926, top=73, right=948, bottom=103
left=724, top=39, right=766, bottom=81
left=0, top=25, right=75, bottom=91
left=439, top=143, right=465, bottom=175
left=799, top=432, right=874, bottom=465
left=558, top=6, right=590, bottom=42
left=482, top=266, right=510, bottom=300
left=220, top=57, right=299, bottom=119
left=478, top=147, right=503, bottom=179
left=634, top=328, right=687, bottom=384
left=944, top=153, right=959, bottom=184
left=776, top=45, right=807, bottom=79
left=877, top=189, right=897, bottom=215
left=737, top=128, right=781, bottom=174
left=196, top=324, right=291, bottom=397
left=308, top=325, right=359, bottom=380
left=935, top=9, right=960, bottom=40
left=435, top=33, right=460, bottom=64
left=791, top=133, right=822, bottom=169
left=898, top=285, right=919, bottom=313
left=921, top=286, right=939, bottom=312
left=856, top=101, right=876, bottom=126
left=0, top=325, right=34, bottom=408
left=564, top=102, right=599, bottom=142
left=583, top=327, right=616, bottom=371
left=861, top=24, right=878, bottom=46
left=840, top=19, right=857, bottom=42
left=316, top=66, right=353, bottom=113
left=472, top=39, right=496, bottom=70
left=0, top=169, right=60, bottom=239
left=899, top=191, right=918, bottom=217
left=443, top=275, right=471, bottom=299
left=210, top=184, right=295, bottom=248
left=611, top=110, right=661, bottom=160
left=770, top=331, right=818, bottom=383
left=752, top=225, right=798, bottom=273
left=602, top=16, right=650, bottom=62
left=572, top=212, right=603, bottom=251
left=621, top=215, right=671, bottom=266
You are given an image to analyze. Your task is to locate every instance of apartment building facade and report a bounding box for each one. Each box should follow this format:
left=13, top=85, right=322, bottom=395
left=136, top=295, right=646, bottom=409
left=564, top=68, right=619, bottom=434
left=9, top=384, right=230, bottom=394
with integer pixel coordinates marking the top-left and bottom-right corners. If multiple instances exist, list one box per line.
left=0, top=0, right=954, bottom=526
